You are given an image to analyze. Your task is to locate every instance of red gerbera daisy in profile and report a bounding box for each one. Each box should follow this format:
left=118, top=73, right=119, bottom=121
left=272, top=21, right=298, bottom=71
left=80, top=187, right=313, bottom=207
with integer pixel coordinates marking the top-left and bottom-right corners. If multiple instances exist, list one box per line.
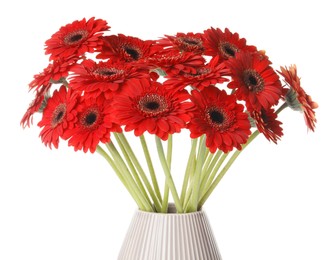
left=97, top=34, right=162, bottom=62
left=163, top=56, right=229, bottom=91
left=45, top=17, right=110, bottom=61
left=250, top=107, right=283, bottom=143
left=203, top=27, right=257, bottom=61
left=64, top=95, right=122, bottom=153
left=158, top=32, right=205, bottom=54
left=188, top=86, right=251, bottom=153
left=144, top=50, right=205, bottom=75
left=110, top=78, right=193, bottom=140
left=21, top=84, right=50, bottom=128
left=226, top=51, right=284, bottom=111
left=37, top=86, right=78, bottom=149
left=278, top=65, right=318, bottom=131
left=29, top=56, right=78, bottom=91
left=69, top=59, right=149, bottom=99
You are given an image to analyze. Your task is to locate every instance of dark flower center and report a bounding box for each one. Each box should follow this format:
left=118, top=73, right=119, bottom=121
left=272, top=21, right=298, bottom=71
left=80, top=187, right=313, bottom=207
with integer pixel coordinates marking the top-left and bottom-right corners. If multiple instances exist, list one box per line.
left=80, top=107, right=100, bottom=129
left=94, top=67, right=123, bottom=78
left=64, top=30, right=88, bottom=45
left=181, top=37, right=201, bottom=46
left=124, top=46, right=141, bottom=60
left=145, top=101, right=160, bottom=110
left=177, top=37, right=204, bottom=53
left=209, top=110, right=224, bottom=124
left=219, top=42, right=238, bottom=58
left=138, top=94, right=168, bottom=117
left=187, top=67, right=211, bottom=77
left=51, top=103, right=66, bottom=127
left=85, top=113, right=97, bottom=125
left=243, top=69, right=265, bottom=93
left=206, top=106, right=231, bottom=131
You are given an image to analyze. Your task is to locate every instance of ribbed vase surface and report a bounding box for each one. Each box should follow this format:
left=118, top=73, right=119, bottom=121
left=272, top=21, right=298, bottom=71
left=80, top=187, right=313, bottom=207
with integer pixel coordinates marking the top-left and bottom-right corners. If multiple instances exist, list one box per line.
left=118, top=204, right=222, bottom=260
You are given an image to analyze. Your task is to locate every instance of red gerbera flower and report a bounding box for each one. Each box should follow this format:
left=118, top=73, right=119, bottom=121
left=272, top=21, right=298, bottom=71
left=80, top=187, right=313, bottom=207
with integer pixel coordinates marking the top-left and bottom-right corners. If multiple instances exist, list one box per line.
left=278, top=65, right=318, bottom=131
left=21, top=84, right=50, bottom=128
left=158, top=32, right=205, bottom=54
left=163, top=56, right=229, bottom=91
left=63, top=95, right=122, bottom=153
left=250, top=107, right=283, bottom=143
left=97, top=34, right=162, bottom=62
left=188, top=86, right=251, bottom=153
left=144, top=50, right=205, bottom=75
left=110, top=78, right=193, bottom=140
left=45, top=17, right=110, bottom=61
left=203, top=27, right=257, bottom=61
left=69, top=59, right=149, bottom=99
left=226, top=51, right=284, bottom=111
left=37, top=86, right=78, bottom=149
left=29, top=56, right=78, bottom=91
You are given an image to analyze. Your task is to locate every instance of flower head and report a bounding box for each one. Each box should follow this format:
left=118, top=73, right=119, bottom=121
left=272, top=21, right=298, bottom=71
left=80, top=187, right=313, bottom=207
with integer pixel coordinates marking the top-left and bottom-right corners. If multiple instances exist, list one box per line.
left=110, top=78, right=193, bottom=140
left=97, top=34, right=162, bottom=62
left=188, top=86, right=251, bottom=153
left=144, top=50, right=205, bottom=75
left=203, top=27, right=257, bottom=61
left=226, top=51, right=284, bottom=111
left=163, top=56, right=229, bottom=91
left=69, top=59, right=149, bottom=99
left=63, top=95, right=122, bottom=153
left=45, top=17, right=109, bottom=60
left=250, top=107, right=283, bottom=143
left=29, top=56, right=78, bottom=91
left=21, top=84, right=50, bottom=128
left=158, top=32, right=205, bottom=54
left=37, top=86, right=78, bottom=148
left=278, top=65, right=318, bottom=131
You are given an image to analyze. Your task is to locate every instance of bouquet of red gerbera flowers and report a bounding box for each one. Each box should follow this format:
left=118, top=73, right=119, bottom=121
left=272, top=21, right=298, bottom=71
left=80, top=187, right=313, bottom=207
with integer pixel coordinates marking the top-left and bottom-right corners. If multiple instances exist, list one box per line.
left=21, top=17, right=318, bottom=213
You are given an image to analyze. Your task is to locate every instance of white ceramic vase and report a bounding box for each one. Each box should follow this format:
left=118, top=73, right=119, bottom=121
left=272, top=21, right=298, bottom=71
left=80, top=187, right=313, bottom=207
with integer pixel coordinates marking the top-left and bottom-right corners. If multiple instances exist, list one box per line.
left=118, top=204, right=222, bottom=260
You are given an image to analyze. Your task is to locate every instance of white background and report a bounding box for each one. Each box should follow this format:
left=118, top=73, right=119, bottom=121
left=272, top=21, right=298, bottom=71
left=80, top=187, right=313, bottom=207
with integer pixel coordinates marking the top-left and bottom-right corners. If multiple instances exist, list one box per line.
left=0, top=0, right=331, bottom=259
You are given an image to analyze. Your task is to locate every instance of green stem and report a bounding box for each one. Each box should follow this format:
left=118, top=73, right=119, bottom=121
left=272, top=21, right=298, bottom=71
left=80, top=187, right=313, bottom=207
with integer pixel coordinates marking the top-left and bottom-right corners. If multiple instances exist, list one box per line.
left=183, top=187, right=193, bottom=212
left=161, top=135, right=173, bottom=213
left=201, top=152, right=229, bottom=197
left=180, top=138, right=198, bottom=206
left=276, top=101, right=288, bottom=114
left=115, top=133, right=162, bottom=212
left=96, top=145, right=143, bottom=206
left=106, top=142, right=153, bottom=212
left=188, top=135, right=207, bottom=212
left=199, top=150, right=223, bottom=193
left=139, top=135, right=162, bottom=202
left=161, top=181, right=169, bottom=213
left=155, top=136, right=183, bottom=213
left=198, top=130, right=260, bottom=209
left=113, top=133, right=152, bottom=209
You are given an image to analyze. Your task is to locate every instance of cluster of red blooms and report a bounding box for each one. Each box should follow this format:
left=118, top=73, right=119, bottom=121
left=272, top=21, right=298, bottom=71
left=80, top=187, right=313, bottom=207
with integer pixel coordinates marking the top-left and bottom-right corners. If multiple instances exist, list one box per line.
left=21, top=17, right=318, bottom=153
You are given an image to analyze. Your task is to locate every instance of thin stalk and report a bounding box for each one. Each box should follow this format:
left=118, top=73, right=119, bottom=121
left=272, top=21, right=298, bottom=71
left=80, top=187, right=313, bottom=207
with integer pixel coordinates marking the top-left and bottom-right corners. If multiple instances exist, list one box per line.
left=201, top=152, right=229, bottom=196
left=139, top=135, right=162, bottom=202
left=106, top=142, right=153, bottom=212
left=199, top=150, right=223, bottom=193
left=96, top=145, right=145, bottom=207
left=180, top=138, right=198, bottom=205
left=161, top=181, right=169, bottom=213
left=198, top=130, right=260, bottom=209
left=113, top=133, right=152, bottom=209
left=115, top=133, right=162, bottom=212
left=161, top=135, right=173, bottom=213
left=276, top=101, right=288, bottom=114
left=155, top=136, right=183, bottom=213
left=183, top=188, right=193, bottom=212
left=188, top=135, right=207, bottom=212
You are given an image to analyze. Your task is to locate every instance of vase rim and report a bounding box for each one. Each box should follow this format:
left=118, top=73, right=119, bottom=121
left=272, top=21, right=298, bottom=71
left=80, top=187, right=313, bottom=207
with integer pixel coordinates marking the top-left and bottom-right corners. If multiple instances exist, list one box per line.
left=137, top=203, right=205, bottom=215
